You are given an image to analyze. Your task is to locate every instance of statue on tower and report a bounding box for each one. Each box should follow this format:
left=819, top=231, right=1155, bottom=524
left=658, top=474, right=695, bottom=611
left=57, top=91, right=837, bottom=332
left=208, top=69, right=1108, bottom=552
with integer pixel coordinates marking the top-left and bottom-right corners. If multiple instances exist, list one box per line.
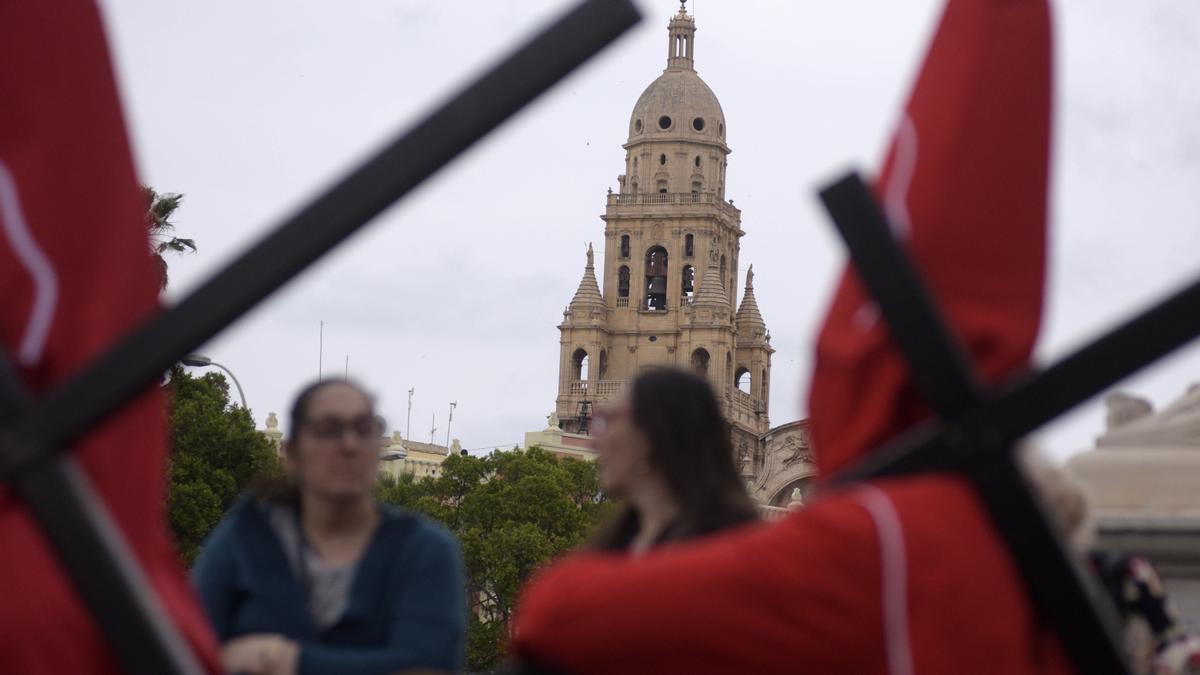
left=586, top=242, right=594, bottom=268
left=745, top=264, right=754, bottom=289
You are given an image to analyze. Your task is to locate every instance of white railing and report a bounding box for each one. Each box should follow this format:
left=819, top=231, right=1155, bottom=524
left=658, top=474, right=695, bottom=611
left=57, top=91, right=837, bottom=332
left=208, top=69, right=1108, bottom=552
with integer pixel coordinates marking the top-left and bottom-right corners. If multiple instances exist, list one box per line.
left=567, top=380, right=626, bottom=398
left=616, top=296, right=629, bottom=307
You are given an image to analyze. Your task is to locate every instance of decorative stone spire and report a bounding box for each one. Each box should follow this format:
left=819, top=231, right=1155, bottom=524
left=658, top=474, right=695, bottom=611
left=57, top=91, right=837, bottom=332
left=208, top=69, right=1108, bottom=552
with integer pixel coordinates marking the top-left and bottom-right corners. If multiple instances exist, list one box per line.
left=735, top=264, right=765, bottom=331
left=692, top=248, right=730, bottom=310
left=666, top=1, right=696, bottom=71
left=568, top=242, right=604, bottom=309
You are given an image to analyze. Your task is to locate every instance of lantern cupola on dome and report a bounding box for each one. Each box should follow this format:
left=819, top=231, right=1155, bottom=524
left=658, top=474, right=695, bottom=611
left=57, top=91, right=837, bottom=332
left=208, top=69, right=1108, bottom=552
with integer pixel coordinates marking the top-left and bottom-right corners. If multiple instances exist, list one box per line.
left=626, top=3, right=728, bottom=153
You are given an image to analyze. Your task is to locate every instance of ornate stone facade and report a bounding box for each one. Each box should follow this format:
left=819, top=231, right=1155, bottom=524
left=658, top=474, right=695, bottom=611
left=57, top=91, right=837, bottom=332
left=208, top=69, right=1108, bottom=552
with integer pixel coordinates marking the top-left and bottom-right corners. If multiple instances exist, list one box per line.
left=545, top=5, right=808, bottom=500
left=751, top=420, right=817, bottom=507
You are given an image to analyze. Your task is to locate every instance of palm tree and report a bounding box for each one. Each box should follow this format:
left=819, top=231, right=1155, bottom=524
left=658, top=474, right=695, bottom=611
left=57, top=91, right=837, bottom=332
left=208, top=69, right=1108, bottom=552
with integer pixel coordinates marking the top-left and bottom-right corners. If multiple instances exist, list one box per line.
left=143, top=185, right=196, bottom=291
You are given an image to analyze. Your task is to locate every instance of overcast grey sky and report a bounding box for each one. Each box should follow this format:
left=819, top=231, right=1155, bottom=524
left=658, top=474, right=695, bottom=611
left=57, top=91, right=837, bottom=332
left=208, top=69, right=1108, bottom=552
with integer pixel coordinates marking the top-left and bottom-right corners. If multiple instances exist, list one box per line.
left=96, top=0, right=1200, bottom=459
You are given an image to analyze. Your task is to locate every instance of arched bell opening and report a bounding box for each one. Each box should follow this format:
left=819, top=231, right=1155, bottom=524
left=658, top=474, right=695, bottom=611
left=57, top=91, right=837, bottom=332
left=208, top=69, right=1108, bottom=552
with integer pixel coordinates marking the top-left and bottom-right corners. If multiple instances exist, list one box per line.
left=736, top=367, right=751, bottom=394
left=571, top=348, right=589, bottom=381
left=644, top=246, right=669, bottom=311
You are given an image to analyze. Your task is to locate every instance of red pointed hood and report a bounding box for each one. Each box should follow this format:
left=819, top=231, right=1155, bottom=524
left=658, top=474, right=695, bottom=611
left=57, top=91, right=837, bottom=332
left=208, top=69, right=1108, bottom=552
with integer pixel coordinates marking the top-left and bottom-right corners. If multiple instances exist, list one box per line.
left=808, top=0, right=1053, bottom=476
left=0, top=1, right=220, bottom=671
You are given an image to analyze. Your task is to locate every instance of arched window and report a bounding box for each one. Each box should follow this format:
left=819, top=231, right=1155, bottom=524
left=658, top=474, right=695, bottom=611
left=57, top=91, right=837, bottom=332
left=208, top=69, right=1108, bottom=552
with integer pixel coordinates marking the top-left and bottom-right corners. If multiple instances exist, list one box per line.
left=572, top=348, right=589, bottom=381
left=633, top=156, right=638, bottom=170
left=620, top=235, right=630, bottom=259
left=644, top=246, right=668, bottom=311
left=691, top=181, right=702, bottom=200
left=681, top=264, right=695, bottom=298
left=771, top=477, right=815, bottom=508
left=684, top=234, right=694, bottom=257
left=726, top=352, right=733, bottom=386
left=690, top=348, right=710, bottom=376
left=657, top=179, right=668, bottom=194
left=618, top=265, right=630, bottom=298
left=598, top=350, right=608, bottom=380
left=632, top=180, right=639, bottom=194
left=736, top=367, right=751, bottom=393
left=719, top=255, right=727, bottom=290
left=694, top=155, right=701, bottom=168
left=659, top=153, right=667, bottom=166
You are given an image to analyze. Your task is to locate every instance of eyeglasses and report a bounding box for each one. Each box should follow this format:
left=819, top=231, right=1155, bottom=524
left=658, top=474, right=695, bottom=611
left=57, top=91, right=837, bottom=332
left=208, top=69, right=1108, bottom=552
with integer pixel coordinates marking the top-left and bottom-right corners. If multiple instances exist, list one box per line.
left=591, top=403, right=632, bottom=435
left=303, top=414, right=381, bottom=442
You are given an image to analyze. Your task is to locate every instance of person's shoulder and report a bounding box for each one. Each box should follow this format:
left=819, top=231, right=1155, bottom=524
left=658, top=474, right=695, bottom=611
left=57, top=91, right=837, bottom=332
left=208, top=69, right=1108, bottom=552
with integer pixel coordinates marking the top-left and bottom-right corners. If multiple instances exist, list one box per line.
left=200, top=494, right=259, bottom=546
left=377, top=505, right=459, bottom=554
left=193, top=494, right=267, bottom=575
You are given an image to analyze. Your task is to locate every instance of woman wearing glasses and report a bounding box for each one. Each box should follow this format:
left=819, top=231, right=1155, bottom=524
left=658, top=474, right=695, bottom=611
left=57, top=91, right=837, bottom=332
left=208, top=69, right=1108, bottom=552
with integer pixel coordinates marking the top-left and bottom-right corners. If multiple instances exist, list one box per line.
left=192, top=380, right=465, bottom=675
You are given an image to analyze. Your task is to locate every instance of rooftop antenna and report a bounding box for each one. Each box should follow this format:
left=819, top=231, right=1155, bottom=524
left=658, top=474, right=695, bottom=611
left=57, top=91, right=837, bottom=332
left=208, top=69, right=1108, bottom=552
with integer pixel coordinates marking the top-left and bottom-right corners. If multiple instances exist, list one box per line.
left=445, top=401, right=457, bottom=448
left=429, top=413, right=437, bottom=445
left=405, top=386, right=415, bottom=439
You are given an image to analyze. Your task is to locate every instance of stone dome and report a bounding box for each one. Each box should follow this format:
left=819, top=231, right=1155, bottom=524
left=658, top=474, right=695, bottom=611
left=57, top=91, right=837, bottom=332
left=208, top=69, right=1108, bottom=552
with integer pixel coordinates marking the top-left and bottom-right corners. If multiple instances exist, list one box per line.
left=627, top=69, right=727, bottom=147
left=625, top=7, right=727, bottom=150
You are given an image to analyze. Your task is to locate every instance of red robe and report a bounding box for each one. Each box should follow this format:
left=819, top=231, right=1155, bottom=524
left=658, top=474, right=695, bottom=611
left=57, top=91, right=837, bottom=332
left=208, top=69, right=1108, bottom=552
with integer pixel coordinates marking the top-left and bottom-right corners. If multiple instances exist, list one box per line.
left=513, top=0, right=1071, bottom=673
left=0, top=1, right=220, bottom=671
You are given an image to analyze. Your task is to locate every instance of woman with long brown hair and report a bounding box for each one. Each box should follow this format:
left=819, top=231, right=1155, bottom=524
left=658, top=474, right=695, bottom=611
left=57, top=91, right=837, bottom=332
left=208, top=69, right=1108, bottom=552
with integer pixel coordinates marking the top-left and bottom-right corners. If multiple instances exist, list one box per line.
left=589, top=368, right=759, bottom=554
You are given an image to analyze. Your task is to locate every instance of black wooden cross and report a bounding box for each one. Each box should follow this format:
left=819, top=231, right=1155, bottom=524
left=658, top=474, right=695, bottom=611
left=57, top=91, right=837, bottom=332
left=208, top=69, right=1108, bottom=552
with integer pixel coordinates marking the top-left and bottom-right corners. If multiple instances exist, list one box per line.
left=4, top=1, right=1191, bottom=672
left=820, top=173, right=1200, bottom=674
left=0, top=2, right=640, bottom=673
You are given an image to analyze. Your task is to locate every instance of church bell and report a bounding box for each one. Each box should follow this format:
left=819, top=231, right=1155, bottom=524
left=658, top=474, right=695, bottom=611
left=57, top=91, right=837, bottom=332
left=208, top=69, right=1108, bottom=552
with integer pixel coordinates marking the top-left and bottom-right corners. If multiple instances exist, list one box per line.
left=647, top=276, right=667, bottom=295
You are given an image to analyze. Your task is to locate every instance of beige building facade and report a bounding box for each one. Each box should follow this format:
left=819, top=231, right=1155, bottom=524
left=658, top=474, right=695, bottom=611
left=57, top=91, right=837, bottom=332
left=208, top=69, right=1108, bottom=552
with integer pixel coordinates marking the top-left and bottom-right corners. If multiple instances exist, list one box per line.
left=544, top=6, right=813, bottom=506
left=379, top=434, right=458, bottom=480
left=1067, top=386, right=1200, bottom=623
left=524, top=412, right=597, bottom=462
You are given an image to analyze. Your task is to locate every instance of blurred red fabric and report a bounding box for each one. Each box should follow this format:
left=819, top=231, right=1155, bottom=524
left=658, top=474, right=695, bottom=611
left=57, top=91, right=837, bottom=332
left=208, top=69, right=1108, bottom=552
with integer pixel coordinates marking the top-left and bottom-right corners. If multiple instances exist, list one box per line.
left=0, top=1, right=220, bottom=671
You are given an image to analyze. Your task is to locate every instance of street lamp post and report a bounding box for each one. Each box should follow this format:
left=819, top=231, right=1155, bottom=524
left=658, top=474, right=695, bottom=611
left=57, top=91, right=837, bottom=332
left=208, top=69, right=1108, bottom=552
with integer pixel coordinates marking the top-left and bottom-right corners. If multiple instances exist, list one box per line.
left=181, top=354, right=247, bottom=409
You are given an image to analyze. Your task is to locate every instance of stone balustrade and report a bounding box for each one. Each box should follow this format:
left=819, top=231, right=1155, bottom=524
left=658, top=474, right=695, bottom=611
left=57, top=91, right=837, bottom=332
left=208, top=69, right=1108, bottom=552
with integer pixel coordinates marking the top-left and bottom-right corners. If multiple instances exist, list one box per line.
left=606, top=191, right=738, bottom=213
left=758, top=505, right=790, bottom=521
left=732, top=388, right=761, bottom=412
left=567, top=379, right=627, bottom=398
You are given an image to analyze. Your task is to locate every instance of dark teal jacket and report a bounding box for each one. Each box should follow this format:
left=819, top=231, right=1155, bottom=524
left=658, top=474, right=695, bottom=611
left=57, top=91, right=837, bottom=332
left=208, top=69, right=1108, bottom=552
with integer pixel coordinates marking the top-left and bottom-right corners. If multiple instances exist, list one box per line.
left=192, top=498, right=465, bottom=674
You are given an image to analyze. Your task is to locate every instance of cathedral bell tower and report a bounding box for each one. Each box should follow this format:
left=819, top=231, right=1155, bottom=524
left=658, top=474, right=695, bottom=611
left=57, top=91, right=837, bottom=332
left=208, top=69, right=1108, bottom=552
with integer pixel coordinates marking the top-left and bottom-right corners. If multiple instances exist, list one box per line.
left=553, top=3, right=774, bottom=454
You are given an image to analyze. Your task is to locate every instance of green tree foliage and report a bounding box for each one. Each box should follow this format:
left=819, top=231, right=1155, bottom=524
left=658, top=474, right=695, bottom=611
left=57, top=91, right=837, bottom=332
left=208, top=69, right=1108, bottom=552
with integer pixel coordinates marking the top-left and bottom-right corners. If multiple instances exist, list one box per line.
left=167, top=365, right=279, bottom=564
left=376, top=447, right=610, bottom=673
left=143, top=185, right=196, bottom=291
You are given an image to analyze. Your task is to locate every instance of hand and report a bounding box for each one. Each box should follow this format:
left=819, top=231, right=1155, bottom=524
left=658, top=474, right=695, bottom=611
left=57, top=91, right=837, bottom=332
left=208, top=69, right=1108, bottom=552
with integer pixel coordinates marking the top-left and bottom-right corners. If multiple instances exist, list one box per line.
left=221, top=634, right=300, bottom=675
